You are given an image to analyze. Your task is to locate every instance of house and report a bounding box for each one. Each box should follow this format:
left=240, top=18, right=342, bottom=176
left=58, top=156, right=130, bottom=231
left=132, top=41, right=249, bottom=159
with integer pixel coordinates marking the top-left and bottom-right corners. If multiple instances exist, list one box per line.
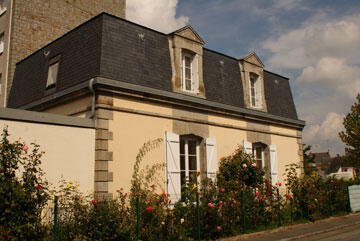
left=328, top=166, right=357, bottom=180
left=7, top=13, right=305, bottom=201
left=312, top=151, right=359, bottom=179
left=0, top=0, right=125, bottom=107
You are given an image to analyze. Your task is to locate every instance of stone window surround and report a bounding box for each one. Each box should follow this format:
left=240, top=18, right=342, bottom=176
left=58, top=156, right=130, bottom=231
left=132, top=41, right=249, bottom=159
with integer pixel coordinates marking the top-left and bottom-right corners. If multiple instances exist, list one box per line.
left=168, top=28, right=206, bottom=99
left=239, top=57, right=267, bottom=113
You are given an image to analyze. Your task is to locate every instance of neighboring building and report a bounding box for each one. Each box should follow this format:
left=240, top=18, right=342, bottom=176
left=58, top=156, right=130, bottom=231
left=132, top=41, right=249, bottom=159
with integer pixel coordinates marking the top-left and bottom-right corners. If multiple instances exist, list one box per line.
left=328, top=166, right=357, bottom=180
left=8, top=13, right=305, bottom=201
left=0, top=0, right=126, bottom=107
left=312, top=151, right=359, bottom=179
left=311, top=151, right=332, bottom=177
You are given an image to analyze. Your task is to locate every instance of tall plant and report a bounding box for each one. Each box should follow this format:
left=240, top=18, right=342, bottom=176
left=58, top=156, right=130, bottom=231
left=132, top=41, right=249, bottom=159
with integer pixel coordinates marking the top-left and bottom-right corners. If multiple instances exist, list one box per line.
left=0, top=128, right=49, bottom=240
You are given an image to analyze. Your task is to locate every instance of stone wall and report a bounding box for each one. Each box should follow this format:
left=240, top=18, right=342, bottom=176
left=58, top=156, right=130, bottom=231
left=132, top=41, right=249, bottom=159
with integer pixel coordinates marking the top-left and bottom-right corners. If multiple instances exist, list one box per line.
left=6, top=0, right=125, bottom=104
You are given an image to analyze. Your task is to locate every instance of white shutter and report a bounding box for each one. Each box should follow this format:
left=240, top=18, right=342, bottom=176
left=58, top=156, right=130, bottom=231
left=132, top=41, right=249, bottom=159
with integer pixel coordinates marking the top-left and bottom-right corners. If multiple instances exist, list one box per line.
left=269, top=144, right=278, bottom=186
left=206, top=137, right=217, bottom=182
left=243, top=140, right=252, bottom=155
left=165, top=131, right=181, bottom=203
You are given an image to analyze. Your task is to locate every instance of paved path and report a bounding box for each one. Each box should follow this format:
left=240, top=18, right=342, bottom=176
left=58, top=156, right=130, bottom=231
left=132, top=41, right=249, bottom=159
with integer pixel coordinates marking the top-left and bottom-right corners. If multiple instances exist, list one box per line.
left=220, top=212, right=360, bottom=241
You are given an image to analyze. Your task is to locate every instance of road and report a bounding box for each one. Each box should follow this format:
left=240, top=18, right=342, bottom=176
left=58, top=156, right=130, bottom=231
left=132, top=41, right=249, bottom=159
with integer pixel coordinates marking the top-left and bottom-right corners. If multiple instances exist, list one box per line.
left=220, top=213, right=360, bottom=241
left=300, top=222, right=360, bottom=241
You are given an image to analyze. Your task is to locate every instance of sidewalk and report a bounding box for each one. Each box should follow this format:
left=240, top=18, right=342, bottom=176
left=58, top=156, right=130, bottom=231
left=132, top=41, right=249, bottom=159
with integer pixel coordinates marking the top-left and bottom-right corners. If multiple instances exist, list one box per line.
left=219, top=212, right=360, bottom=241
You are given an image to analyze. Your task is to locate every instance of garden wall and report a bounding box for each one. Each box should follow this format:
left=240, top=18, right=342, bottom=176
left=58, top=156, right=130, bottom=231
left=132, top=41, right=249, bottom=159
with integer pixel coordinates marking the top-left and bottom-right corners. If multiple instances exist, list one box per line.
left=0, top=108, right=95, bottom=194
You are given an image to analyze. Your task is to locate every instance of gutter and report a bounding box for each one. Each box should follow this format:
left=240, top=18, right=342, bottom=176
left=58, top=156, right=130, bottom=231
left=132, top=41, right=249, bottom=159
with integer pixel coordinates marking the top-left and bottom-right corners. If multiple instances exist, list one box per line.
left=18, top=77, right=306, bottom=128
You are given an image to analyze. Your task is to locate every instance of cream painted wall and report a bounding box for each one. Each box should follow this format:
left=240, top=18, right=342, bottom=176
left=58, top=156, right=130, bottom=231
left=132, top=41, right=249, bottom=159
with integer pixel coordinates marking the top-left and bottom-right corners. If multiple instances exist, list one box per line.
left=108, top=95, right=302, bottom=195
left=0, top=120, right=95, bottom=194
left=43, top=95, right=92, bottom=117
left=108, top=111, right=170, bottom=194
left=271, top=134, right=301, bottom=186
left=208, top=125, right=247, bottom=160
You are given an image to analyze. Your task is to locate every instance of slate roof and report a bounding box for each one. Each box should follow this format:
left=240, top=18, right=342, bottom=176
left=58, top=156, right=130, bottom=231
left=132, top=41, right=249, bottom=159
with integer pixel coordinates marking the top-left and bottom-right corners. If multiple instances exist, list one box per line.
left=8, top=13, right=301, bottom=123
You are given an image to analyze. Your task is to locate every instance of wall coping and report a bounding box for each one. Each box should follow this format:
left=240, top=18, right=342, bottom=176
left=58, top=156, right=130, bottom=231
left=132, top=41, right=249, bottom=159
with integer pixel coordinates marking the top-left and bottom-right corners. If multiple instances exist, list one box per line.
left=0, top=108, right=95, bottom=128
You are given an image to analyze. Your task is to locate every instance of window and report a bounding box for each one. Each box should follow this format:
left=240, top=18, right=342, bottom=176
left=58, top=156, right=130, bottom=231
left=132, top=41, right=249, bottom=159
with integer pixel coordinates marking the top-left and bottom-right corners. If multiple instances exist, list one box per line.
left=252, top=143, right=264, bottom=168
left=249, top=73, right=262, bottom=108
left=0, top=0, right=7, bottom=14
left=243, top=140, right=278, bottom=186
left=165, top=132, right=217, bottom=203
left=0, top=33, right=4, bottom=54
left=180, top=137, right=199, bottom=195
left=0, top=73, right=2, bottom=95
left=181, top=50, right=198, bottom=93
left=46, top=57, right=60, bottom=88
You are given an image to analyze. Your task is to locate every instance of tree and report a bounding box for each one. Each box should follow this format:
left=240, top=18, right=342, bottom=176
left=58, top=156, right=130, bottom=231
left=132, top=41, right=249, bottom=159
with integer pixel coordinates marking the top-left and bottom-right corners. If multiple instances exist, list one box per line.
left=303, top=144, right=316, bottom=176
left=339, top=94, right=360, bottom=167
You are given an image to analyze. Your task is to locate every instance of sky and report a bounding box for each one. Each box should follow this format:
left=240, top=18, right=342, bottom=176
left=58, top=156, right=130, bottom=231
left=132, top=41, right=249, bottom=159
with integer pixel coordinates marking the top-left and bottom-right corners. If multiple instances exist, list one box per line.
left=126, top=0, right=360, bottom=156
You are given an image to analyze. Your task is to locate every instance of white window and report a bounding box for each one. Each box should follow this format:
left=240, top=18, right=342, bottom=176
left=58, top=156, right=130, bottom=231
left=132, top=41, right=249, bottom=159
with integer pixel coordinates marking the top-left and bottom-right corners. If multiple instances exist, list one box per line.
left=0, top=33, right=4, bottom=54
left=249, top=73, right=262, bottom=108
left=165, top=132, right=217, bottom=204
left=181, top=50, right=198, bottom=93
left=252, top=143, right=264, bottom=168
left=180, top=137, right=200, bottom=195
left=46, top=60, right=59, bottom=88
left=0, top=0, right=7, bottom=14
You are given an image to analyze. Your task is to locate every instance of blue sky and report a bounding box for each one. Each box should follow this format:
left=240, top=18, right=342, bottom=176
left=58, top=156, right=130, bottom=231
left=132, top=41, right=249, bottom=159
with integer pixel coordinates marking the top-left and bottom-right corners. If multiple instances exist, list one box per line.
left=127, top=0, right=360, bottom=155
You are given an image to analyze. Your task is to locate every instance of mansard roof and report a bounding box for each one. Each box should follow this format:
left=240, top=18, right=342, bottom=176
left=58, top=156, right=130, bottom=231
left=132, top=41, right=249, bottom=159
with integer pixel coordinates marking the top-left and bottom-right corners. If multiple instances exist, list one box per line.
left=8, top=12, right=302, bottom=126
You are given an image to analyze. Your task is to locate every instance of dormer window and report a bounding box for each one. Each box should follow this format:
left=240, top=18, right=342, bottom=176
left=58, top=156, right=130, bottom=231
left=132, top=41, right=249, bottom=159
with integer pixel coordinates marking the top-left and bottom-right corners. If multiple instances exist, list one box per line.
left=46, top=56, right=60, bottom=88
left=249, top=73, right=262, bottom=108
left=181, top=50, right=198, bottom=93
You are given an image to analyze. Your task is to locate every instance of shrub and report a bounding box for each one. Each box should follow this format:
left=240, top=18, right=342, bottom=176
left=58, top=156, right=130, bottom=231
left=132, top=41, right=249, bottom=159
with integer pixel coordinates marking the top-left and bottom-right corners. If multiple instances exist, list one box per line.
left=0, top=128, right=49, bottom=240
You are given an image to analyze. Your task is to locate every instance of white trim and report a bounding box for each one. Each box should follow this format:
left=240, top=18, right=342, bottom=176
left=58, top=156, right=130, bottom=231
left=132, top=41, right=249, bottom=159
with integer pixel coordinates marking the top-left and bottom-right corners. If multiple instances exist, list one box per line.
left=181, top=50, right=198, bottom=94
left=249, top=72, right=262, bottom=109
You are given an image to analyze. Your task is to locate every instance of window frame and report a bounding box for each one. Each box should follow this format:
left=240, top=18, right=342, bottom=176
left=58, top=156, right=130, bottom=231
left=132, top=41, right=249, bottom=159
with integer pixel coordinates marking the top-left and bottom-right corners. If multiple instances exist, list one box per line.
left=252, top=143, right=265, bottom=169
left=249, top=72, right=262, bottom=108
left=46, top=55, right=61, bottom=89
left=179, top=136, right=200, bottom=196
left=0, top=32, right=4, bottom=54
left=181, top=50, right=198, bottom=93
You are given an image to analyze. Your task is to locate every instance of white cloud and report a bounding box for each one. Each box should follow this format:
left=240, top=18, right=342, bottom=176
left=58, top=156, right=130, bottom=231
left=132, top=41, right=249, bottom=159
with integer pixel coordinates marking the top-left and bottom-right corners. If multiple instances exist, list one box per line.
left=263, top=14, right=360, bottom=69
left=272, top=0, right=305, bottom=11
left=297, top=57, right=360, bottom=99
left=262, top=14, right=360, bottom=155
left=126, top=0, right=189, bottom=33
left=303, top=112, right=344, bottom=155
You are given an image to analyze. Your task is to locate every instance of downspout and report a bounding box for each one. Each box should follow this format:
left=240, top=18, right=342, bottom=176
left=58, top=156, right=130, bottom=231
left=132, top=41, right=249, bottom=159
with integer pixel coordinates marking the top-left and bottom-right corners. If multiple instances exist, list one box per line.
left=88, top=78, right=95, bottom=119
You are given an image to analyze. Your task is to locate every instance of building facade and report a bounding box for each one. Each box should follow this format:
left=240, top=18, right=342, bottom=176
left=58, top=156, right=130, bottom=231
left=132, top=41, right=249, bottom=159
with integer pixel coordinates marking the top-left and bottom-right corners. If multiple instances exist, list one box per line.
left=0, top=0, right=126, bottom=107
left=8, top=13, right=305, bottom=201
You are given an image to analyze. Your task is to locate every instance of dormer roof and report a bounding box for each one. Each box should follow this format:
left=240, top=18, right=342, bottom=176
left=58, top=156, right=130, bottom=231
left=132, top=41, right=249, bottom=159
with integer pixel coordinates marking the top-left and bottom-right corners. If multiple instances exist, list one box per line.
left=238, top=52, right=264, bottom=68
left=169, top=25, right=205, bottom=45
